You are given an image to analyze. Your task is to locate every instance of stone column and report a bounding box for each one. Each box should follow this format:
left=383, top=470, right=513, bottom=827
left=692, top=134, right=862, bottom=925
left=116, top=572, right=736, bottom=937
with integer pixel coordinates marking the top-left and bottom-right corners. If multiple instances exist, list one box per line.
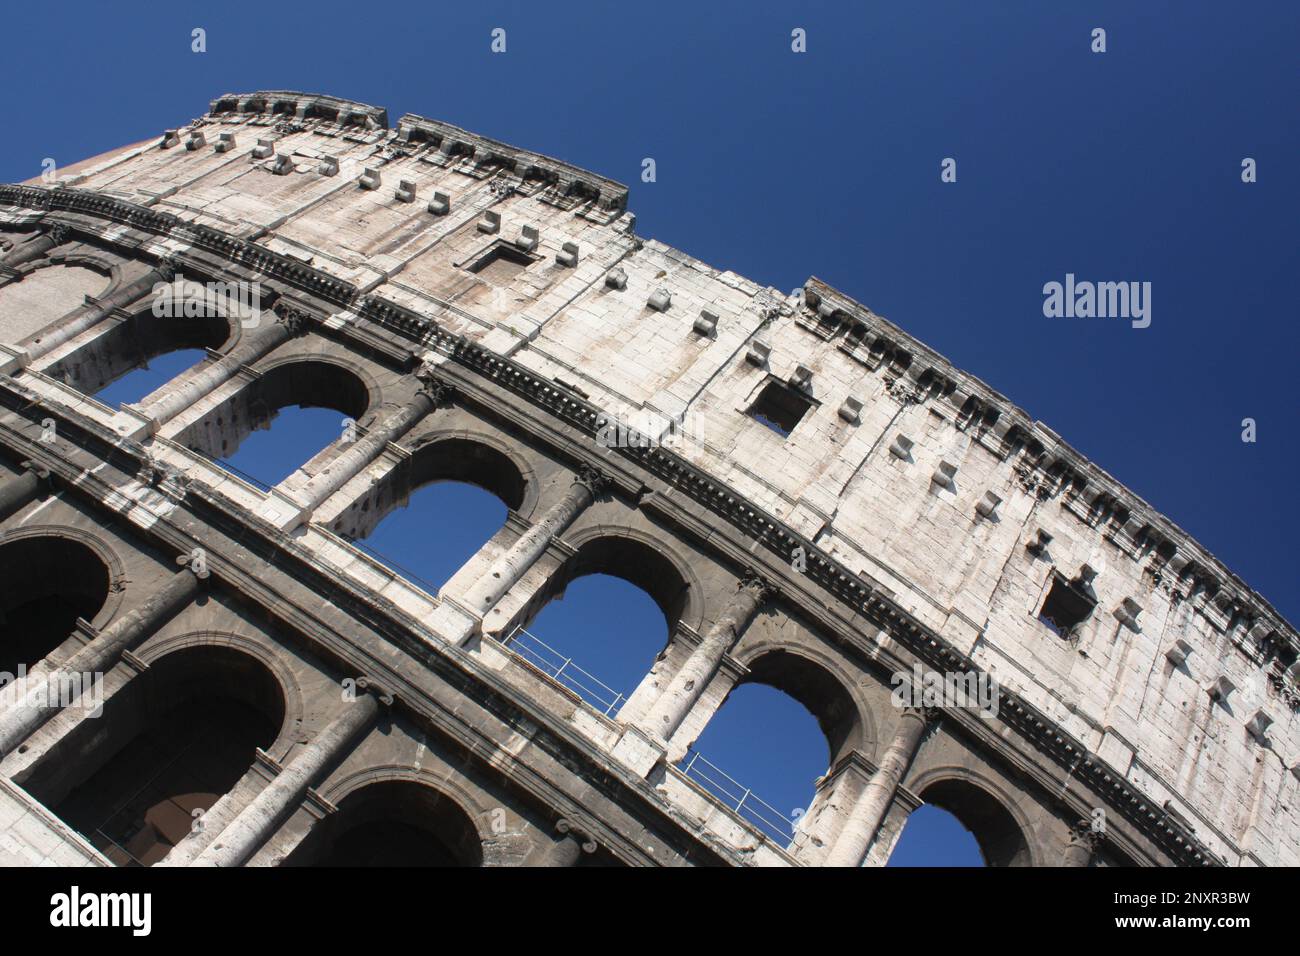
left=459, top=465, right=607, bottom=615
left=133, top=304, right=305, bottom=427
left=1062, top=820, right=1100, bottom=866
left=19, top=258, right=177, bottom=362
left=289, top=385, right=439, bottom=516
left=182, top=685, right=386, bottom=867
left=0, top=224, right=69, bottom=270
left=542, top=818, right=597, bottom=867
left=637, top=575, right=771, bottom=743
left=824, top=707, right=932, bottom=867
left=0, top=567, right=202, bottom=756
left=0, top=466, right=46, bottom=522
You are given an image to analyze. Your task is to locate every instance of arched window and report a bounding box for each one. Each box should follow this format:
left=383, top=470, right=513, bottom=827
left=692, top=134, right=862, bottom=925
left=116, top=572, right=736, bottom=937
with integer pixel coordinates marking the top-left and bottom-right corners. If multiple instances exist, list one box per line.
left=0, top=535, right=111, bottom=675
left=359, top=481, right=507, bottom=593
left=333, top=438, right=527, bottom=594
left=687, top=683, right=827, bottom=842
left=889, top=778, right=1031, bottom=867
left=174, top=359, right=370, bottom=489
left=506, top=536, right=686, bottom=718
left=20, top=645, right=286, bottom=867
left=43, top=307, right=231, bottom=404
left=887, top=805, right=984, bottom=866
left=681, top=649, right=861, bottom=845
left=283, top=780, right=483, bottom=867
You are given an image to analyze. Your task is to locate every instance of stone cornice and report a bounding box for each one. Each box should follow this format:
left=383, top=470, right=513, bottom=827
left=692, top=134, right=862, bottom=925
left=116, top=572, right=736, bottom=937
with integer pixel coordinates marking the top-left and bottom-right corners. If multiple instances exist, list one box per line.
left=208, top=90, right=388, bottom=130
left=0, top=183, right=1237, bottom=866
left=396, top=114, right=628, bottom=213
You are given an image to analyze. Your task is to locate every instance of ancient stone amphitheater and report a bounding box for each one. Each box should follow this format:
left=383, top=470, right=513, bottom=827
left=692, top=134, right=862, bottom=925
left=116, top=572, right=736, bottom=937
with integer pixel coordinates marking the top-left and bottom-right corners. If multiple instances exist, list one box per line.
left=0, top=91, right=1292, bottom=867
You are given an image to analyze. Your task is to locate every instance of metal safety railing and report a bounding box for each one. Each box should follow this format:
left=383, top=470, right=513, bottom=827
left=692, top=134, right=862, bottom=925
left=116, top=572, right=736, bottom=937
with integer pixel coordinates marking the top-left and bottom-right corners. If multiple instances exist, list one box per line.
left=496, top=625, right=796, bottom=845
left=679, top=748, right=796, bottom=843
left=499, top=625, right=628, bottom=716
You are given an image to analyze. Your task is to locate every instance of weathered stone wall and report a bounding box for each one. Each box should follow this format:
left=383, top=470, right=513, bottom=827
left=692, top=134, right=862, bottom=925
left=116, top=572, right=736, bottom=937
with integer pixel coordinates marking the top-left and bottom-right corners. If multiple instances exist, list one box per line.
left=0, top=90, right=1291, bottom=867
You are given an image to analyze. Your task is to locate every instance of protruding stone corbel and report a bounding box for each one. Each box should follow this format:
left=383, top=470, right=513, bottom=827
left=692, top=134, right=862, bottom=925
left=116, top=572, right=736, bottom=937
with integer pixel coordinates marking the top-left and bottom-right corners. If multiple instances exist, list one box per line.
left=516, top=225, right=539, bottom=253
left=160, top=130, right=180, bottom=149
left=185, top=131, right=206, bottom=151
left=1113, top=598, right=1143, bottom=632
left=1245, top=710, right=1272, bottom=743
left=427, top=190, right=450, bottom=215
left=251, top=138, right=275, bottom=159
left=931, top=460, right=957, bottom=492
left=1208, top=675, right=1235, bottom=703
left=888, top=433, right=914, bottom=461
left=975, top=490, right=1001, bottom=519
left=647, top=288, right=671, bottom=312
left=269, top=154, right=294, bottom=176
left=693, top=309, right=718, bottom=337
left=395, top=180, right=417, bottom=203
left=215, top=132, right=237, bottom=154
left=317, top=156, right=339, bottom=177
left=745, top=340, right=771, bottom=367
left=556, top=241, right=579, bottom=267
left=477, top=210, right=500, bottom=234
left=1165, top=639, right=1192, bottom=666
left=790, top=363, right=813, bottom=391
left=1026, top=528, right=1052, bottom=557
left=838, top=396, right=863, bottom=424
left=359, top=167, right=382, bottom=191
left=604, top=267, right=627, bottom=290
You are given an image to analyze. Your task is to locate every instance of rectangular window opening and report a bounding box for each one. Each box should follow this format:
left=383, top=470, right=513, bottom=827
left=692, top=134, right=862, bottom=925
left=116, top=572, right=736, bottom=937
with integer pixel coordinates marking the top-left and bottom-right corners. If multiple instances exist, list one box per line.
left=747, top=380, right=813, bottom=438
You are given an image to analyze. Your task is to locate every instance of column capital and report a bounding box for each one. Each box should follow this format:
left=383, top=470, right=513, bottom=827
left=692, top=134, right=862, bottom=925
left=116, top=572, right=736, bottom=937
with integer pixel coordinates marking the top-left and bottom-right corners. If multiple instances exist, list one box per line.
left=555, top=817, right=598, bottom=855
left=573, top=463, right=610, bottom=497
left=739, top=570, right=777, bottom=603
left=19, top=459, right=51, bottom=483
left=155, top=255, right=182, bottom=283
left=414, top=362, right=454, bottom=407
left=353, top=675, right=396, bottom=707
left=273, top=299, right=313, bottom=336
left=900, top=704, right=941, bottom=727
left=46, top=223, right=71, bottom=247
left=1068, top=817, right=1104, bottom=852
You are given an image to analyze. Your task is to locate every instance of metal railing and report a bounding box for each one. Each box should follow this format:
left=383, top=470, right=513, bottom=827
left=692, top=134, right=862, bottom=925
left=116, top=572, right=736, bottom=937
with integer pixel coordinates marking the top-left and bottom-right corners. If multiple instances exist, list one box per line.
left=680, top=748, right=796, bottom=843
left=214, top=457, right=274, bottom=492
left=497, top=626, right=797, bottom=845
left=499, top=625, right=627, bottom=716
left=345, top=536, right=446, bottom=599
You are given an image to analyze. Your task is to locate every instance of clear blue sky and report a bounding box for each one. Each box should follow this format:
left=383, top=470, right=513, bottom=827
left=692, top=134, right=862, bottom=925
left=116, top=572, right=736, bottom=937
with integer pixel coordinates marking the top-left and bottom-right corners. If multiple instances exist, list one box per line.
left=14, top=1, right=1296, bottom=865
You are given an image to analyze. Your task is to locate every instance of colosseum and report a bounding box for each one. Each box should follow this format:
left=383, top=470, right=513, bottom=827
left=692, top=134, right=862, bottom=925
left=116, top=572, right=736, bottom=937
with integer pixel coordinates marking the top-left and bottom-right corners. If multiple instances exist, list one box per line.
left=0, top=90, right=1293, bottom=868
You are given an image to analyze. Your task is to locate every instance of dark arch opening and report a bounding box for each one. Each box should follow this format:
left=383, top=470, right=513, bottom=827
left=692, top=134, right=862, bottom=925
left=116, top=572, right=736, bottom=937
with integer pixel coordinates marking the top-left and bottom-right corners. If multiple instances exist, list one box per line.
left=335, top=437, right=528, bottom=591
left=22, top=645, right=286, bottom=867
left=742, top=650, right=861, bottom=763
left=174, top=359, right=371, bottom=486
left=0, top=535, right=111, bottom=674
left=887, top=804, right=984, bottom=867
left=408, top=438, right=527, bottom=513
left=283, top=780, right=483, bottom=867
left=45, top=306, right=232, bottom=401
left=897, top=778, right=1031, bottom=867
left=540, top=536, right=690, bottom=632
left=685, top=649, right=862, bottom=843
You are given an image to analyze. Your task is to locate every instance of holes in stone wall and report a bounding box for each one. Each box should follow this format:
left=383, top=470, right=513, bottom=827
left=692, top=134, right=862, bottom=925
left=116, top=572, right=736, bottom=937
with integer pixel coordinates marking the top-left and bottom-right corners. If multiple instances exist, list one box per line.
left=1038, top=572, right=1096, bottom=639
left=747, top=380, right=813, bottom=437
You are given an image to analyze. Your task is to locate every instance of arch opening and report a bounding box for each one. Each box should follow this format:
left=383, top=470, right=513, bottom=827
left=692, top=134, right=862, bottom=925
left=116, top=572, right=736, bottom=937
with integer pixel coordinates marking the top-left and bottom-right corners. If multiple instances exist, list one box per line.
left=44, top=306, right=231, bottom=402
left=685, top=649, right=861, bottom=845
left=330, top=437, right=527, bottom=593
left=24, top=645, right=286, bottom=867
left=174, top=359, right=370, bottom=488
left=284, top=780, right=483, bottom=867
left=890, top=778, right=1031, bottom=867
left=0, top=535, right=111, bottom=675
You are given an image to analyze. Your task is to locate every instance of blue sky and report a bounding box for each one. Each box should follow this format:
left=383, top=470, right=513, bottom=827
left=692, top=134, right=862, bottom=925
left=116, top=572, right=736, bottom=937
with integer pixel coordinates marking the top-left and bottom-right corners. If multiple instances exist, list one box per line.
left=12, top=1, right=1296, bottom=865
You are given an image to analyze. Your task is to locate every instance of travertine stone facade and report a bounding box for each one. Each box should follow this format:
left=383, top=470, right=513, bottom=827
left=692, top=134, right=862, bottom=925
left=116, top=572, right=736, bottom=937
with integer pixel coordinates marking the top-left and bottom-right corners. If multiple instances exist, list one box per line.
left=0, top=90, right=1293, bottom=867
